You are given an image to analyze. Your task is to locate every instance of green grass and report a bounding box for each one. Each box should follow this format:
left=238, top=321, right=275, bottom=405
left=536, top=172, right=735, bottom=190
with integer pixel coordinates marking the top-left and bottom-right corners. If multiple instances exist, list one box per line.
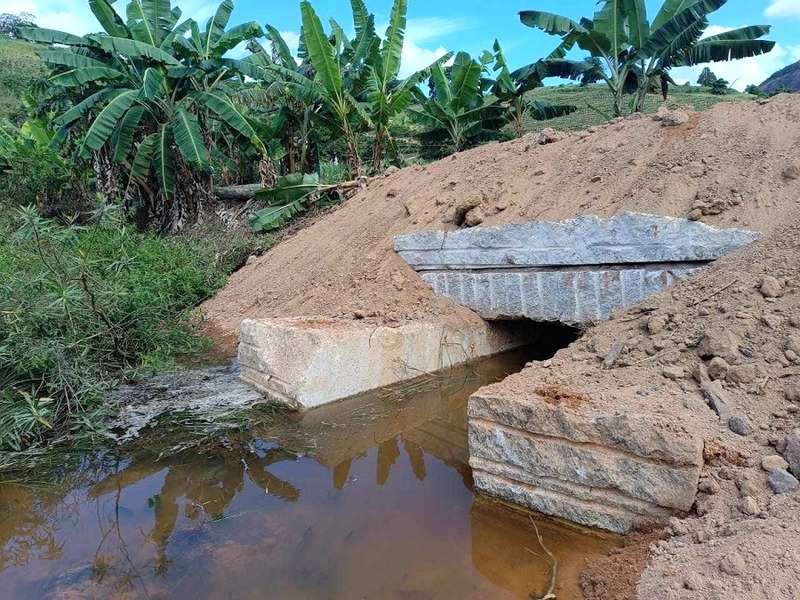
left=524, top=83, right=751, bottom=132
left=0, top=36, right=45, bottom=123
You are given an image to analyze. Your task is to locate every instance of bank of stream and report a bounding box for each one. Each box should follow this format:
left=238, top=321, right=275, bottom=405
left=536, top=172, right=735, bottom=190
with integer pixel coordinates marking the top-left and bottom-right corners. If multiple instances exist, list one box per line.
left=0, top=347, right=619, bottom=599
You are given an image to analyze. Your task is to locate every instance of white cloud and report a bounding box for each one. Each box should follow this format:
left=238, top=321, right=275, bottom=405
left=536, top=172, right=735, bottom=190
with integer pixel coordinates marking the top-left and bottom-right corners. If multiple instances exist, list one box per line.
left=0, top=0, right=218, bottom=35
left=765, top=0, right=800, bottom=19
left=670, top=25, right=795, bottom=91
left=391, top=18, right=470, bottom=78
left=402, top=17, right=470, bottom=44
left=398, top=42, right=450, bottom=78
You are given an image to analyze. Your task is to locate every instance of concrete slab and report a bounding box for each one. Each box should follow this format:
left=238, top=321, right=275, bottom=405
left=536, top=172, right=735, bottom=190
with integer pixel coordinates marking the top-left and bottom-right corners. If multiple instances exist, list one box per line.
left=238, top=317, right=529, bottom=410
left=394, top=213, right=760, bottom=270
left=394, top=214, right=759, bottom=326
left=468, top=384, right=705, bottom=533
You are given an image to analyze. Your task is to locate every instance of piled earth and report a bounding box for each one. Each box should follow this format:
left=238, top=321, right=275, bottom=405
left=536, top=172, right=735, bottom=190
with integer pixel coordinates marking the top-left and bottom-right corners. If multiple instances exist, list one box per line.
left=203, top=94, right=800, bottom=599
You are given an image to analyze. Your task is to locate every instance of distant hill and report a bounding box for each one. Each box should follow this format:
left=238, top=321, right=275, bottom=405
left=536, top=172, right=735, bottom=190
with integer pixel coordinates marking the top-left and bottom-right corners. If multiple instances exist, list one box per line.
left=0, top=36, right=45, bottom=123
left=759, top=60, right=800, bottom=94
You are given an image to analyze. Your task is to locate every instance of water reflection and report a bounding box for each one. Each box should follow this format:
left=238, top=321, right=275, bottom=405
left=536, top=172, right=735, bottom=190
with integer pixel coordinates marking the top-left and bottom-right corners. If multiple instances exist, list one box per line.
left=0, top=349, right=618, bottom=599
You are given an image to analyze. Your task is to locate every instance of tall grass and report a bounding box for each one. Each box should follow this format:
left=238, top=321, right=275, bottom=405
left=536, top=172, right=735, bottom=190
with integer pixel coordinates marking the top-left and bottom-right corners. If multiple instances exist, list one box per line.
left=0, top=204, right=245, bottom=458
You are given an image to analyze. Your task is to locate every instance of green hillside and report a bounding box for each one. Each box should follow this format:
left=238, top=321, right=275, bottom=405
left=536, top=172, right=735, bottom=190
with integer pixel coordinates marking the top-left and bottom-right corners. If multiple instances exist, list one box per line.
left=0, top=36, right=46, bottom=123
left=524, top=83, right=750, bottom=132
left=759, top=60, right=800, bottom=94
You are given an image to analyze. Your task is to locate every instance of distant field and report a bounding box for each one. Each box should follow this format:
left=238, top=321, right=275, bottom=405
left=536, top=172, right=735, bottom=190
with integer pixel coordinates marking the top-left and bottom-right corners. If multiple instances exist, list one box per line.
left=0, top=36, right=46, bottom=123
left=524, top=83, right=752, bottom=132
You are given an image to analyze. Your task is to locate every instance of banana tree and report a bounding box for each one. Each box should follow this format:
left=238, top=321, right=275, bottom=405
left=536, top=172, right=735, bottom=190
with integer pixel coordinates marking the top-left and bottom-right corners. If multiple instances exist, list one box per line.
left=360, top=0, right=451, bottom=170
left=409, top=52, right=505, bottom=155
left=519, top=0, right=775, bottom=115
left=490, top=40, right=577, bottom=137
left=20, top=0, right=265, bottom=233
left=296, top=0, right=371, bottom=178
left=245, top=26, right=323, bottom=176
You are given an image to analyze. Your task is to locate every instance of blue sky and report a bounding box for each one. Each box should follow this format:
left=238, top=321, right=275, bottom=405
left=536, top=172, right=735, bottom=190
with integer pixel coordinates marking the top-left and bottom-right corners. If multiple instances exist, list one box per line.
left=3, top=0, right=799, bottom=89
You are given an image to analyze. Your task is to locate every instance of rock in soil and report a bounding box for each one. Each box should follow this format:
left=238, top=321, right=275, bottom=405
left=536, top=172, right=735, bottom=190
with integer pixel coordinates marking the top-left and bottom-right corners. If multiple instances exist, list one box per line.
left=762, top=455, right=790, bottom=472
left=760, top=275, right=784, bottom=298
left=768, top=469, right=800, bottom=494
left=783, top=431, right=800, bottom=478
left=728, top=415, right=753, bottom=436
left=708, top=357, right=730, bottom=380
left=718, top=551, right=746, bottom=575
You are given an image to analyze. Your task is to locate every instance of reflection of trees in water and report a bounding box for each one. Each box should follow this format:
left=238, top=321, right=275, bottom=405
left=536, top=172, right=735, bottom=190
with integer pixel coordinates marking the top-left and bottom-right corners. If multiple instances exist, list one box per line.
left=86, top=446, right=300, bottom=579
left=0, top=461, right=114, bottom=571
left=330, top=410, right=473, bottom=491
left=0, top=486, right=66, bottom=570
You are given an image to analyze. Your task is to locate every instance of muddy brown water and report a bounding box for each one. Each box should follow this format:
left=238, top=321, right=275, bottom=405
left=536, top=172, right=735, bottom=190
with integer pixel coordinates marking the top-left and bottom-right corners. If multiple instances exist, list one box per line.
left=0, top=349, right=619, bottom=599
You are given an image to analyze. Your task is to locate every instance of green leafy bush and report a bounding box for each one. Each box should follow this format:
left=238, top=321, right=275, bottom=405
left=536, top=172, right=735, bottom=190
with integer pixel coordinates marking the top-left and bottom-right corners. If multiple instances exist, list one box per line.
left=0, top=117, right=92, bottom=215
left=0, top=204, right=235, bottom=454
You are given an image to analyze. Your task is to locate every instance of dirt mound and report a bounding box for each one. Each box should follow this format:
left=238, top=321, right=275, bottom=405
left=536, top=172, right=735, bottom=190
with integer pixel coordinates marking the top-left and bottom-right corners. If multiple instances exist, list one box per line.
left=202, top=94, right=800, bottom=598
left=203, top=94, right=800, bottom=339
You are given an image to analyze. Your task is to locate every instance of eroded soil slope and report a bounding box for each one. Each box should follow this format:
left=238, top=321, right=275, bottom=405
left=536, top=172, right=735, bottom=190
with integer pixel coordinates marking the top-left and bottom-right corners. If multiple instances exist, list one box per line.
left=203, top=95, right=800, bottom=599
left=203, top=95, right=800, bottom=337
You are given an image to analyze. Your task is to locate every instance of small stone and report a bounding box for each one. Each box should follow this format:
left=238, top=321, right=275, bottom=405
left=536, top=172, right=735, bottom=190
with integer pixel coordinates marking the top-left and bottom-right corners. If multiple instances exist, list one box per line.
left=661, top=110, right=689, bottom=127
left=739, top=496, right=759, bottom=515
left=590, top=175, right=603, bottom=183
left=783, top=430, right=800, bottom=477
left=728, top=364, right=757, bottom=384
left=789, top=315, right=800, bottom=328
left=698, top=478, right=720, bottom=494
left=245, top=254, right=258, bottom=266
left=463, top=206, right=485, bottom=227
left=647, top=315, right=669, bottom=334
left=762, top=455, right=789, bottom=472
left=707, top=357, right=730, bottom=380
left=783, top=163, right=800, bottom=180
left=533, top=169, right=546, bottom=176
left=762, top=314, right=781, bottom=329
left=760, top=276, right=784, bottom=298
left=768, top=469, right=800, bottom=494
left=698, top=328, right=741, bottom=364
left=786, top=384, right=800, bottom=403
left=662, top=366, right=685, bottom=381
left=719, top=551, right=746, bottom=575
left=688, top=208, right=703, bottom=221
left=786, top=349, right=799, bottom=363
left=729, top=415, right=753, bottom=436
left=537, top=128, right=563, bottom=144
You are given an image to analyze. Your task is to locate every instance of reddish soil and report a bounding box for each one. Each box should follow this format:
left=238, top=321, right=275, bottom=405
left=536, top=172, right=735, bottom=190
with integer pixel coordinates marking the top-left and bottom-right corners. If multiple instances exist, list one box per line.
left=202, top=94, right=800, bottom=598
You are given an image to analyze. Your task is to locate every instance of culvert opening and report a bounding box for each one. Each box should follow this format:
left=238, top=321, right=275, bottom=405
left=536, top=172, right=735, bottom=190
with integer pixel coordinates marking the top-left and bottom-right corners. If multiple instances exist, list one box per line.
left=490, top=319, right=582, bottom=363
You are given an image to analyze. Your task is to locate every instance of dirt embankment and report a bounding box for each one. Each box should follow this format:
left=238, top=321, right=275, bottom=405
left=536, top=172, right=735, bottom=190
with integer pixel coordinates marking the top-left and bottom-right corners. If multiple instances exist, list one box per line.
left=202, top=94, right=800, bottom=599
left=203, top=95, right=800, bottom=337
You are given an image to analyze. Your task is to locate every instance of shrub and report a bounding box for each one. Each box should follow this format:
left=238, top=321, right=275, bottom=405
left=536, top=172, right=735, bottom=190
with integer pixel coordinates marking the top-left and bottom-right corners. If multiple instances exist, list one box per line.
left=0, top=118, right=93, bottom=216
left=0, top=204, right=238, bottom=454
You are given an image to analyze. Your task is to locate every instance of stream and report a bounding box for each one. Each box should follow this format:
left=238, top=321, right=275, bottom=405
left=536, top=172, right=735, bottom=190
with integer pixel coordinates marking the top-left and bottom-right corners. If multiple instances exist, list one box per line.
left=0, top=348, right=619, bottom=599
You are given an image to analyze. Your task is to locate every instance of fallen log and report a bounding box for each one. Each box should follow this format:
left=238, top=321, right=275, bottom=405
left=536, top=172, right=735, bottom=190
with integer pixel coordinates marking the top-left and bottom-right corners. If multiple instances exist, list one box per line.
left=215, top=183, right=264, bottom=200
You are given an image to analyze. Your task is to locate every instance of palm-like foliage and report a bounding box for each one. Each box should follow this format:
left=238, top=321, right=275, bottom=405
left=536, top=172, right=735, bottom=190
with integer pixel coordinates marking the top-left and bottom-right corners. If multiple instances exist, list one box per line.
left=519, top=0, right=775, bottom=115
left=20, top=0, right=265, bottom=232
left=294, top=0, right=371, bottom=178
left=490, top=40, right=577, bottom=137
left=360, top=0, right=451, bottom=170
left=409, top=52, right=505, bottom=154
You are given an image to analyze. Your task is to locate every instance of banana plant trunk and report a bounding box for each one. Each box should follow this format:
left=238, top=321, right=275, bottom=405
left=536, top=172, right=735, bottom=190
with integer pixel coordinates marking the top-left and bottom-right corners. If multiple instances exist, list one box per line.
left=92, top=147, right=123, bottom=202
left=343, top=121, right=363, bottom=178
left=372, top=129, right=385, bottom=173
